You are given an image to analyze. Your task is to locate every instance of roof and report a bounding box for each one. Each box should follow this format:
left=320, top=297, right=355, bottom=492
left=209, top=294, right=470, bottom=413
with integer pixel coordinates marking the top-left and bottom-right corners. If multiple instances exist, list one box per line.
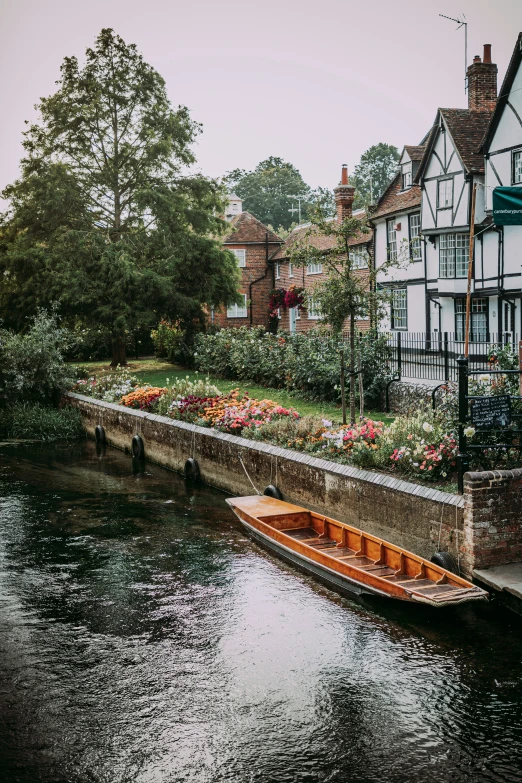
left=271, top=211, right=370, bottom=261
left=404, top=145, right=426, bottom=162
left=480, top=32, right=522, bottom=152
left=370, top=174, right=422, bottom=220
left=223, top=211, right=281, bottom=244
left=416, top=109, right=494, bottom=179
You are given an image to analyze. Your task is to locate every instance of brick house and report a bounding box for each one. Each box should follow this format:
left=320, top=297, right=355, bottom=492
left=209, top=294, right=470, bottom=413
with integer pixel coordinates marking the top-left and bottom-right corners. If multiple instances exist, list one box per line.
left=271, top=165, right=373, bottom=333
left=213, top=200, right=282, bottom=329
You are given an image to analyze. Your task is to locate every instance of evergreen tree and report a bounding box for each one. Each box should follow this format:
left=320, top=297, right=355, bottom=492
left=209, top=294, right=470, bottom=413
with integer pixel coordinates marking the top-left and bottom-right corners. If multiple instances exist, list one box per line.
left=0, top=29, right=240, bottom=365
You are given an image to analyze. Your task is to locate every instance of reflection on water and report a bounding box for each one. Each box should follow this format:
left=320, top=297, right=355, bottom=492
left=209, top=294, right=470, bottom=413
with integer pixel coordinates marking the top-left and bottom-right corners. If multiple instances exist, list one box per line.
left=0, top=440, right=521, bottom=783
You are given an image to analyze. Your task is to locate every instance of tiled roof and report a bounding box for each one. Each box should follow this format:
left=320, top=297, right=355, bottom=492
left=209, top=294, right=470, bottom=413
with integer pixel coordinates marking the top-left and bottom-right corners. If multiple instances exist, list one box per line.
left=439, top=109, right=493, bottom=173
left=404, top=145, right=426, bottom=161
left=370, top=175, right=422, bottom=220
left=271, top=212, right=370, bottom=261
left=223, top=212, right=281, bottom=244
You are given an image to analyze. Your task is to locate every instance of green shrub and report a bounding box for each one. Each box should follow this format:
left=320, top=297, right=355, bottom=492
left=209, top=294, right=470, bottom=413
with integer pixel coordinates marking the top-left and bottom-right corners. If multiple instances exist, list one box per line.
left=0, top=309, right=75, bottom=404
left=1, top=403, right=84, bottom=441
left=194, top=327, right=391, bottom=407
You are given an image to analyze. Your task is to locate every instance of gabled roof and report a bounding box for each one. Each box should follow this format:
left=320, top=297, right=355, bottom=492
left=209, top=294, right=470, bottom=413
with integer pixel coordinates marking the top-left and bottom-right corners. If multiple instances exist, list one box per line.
left=223, top=211, right=281, bottom=244
left=370, top=173, right=422, bottom=221
left=416, top=109, right=493, bottom=180
left=480, top=32, right=522, bottom=152
left=404, top=145, right=426, bottom=162
left=271, top=211, right=370, bottom=261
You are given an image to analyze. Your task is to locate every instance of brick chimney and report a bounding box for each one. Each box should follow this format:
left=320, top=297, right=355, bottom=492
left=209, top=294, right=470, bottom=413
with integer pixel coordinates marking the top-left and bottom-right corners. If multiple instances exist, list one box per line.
left=467, top=44, right=497, bottom=112
left=334, top=164, right=355, bottom=221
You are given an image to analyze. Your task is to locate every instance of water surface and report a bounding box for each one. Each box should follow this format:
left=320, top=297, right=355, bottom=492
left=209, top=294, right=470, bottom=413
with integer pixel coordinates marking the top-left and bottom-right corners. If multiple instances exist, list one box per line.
left=0, top=441, right=521, bottom=783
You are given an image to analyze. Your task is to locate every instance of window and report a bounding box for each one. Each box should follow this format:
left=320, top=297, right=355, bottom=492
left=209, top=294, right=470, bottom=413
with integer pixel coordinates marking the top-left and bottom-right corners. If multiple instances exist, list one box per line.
left=231, top=249, right=246, bottom=267
left=307, top=297, right=321, bottom=319
left=391, top=288, right=407, bottom=330
left=401, top=162, right=412, bottom=190
left=227, top=294, right=248, bottom=318
left=437, top=178, right=453, bottom=208
left=387, top=220, right=397, bottom=262
left=307, top=261, right=323, bottom=275
left=455, top=298, right=488, bottom=342
left=289, top=262, right=294, bottom=277
left=275, top=263, right=281, bottom=280
left=439, top=233, right=469, bottom=278
left=513, top=150, right=522, bottom=184
left=409, top=213, right=422, bottom=261
left=349, top=245, right=368, bottom=269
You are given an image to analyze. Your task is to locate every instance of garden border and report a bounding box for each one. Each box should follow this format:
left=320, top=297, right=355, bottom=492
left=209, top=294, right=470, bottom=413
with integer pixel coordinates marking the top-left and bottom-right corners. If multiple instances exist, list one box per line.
left=66, top=392, right=522, bottom=579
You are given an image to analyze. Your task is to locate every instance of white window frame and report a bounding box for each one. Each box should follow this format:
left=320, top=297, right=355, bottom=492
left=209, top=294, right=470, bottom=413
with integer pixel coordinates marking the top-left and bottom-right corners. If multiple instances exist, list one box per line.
left=275, top=262, right=281, bottom=280
left=227, top=294, right=248, bottom=318
left=437, top=178, right=453, bottom=209
left=231, top=248, right=246, bottom=267
left=455, top=298, right=488, bottom=342
left=307, top=261, right=323, bottom=275
left=349, top=245, right=369, bottom=269
left=409, top=213, right=422, bottom=262
left=289, top=262, right=294, bottom=277
left=391, top=288, right=407, bottom=330
left=439, top=233, right=469, bottom=278
left=401, top=162, right=412, bottom=190
left=307, top=297, right=321, bottom=319
left=513, top=150, right=522, bottom=185
left=387, top=220, right=397, bottom=262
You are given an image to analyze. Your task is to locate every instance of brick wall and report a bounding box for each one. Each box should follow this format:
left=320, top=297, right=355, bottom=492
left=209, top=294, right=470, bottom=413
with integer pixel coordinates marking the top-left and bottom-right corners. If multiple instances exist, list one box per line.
left=462, top=469, right=522, bottom=573
left=467, top=48, right=497, bottom=112
left=213, top=243, right=278, bottom=330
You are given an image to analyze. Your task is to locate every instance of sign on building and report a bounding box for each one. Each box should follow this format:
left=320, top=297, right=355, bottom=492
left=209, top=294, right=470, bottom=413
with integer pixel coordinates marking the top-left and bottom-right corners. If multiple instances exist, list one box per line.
left=493, top=187, right=522, bottom=225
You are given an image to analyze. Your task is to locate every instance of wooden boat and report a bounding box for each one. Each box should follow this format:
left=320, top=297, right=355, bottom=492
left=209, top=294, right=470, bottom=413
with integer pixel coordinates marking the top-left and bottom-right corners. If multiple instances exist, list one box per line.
left=226, top=495, right=488, bottom=607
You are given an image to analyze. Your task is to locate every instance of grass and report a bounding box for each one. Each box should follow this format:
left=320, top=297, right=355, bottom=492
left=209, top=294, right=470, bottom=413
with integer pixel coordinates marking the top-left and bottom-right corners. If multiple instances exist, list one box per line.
left=1, top=402, right=84, bottom=441
left=75, top=357, right=394, bottom=425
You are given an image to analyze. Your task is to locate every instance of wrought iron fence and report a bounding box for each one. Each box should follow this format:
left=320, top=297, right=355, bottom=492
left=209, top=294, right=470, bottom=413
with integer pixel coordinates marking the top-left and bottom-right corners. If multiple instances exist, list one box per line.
left=384, top=332, right=520, bottom=383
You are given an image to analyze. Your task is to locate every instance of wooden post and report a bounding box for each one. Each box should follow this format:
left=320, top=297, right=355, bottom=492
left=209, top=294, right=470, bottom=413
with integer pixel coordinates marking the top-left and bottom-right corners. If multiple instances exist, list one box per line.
left=464, top=182, right=478, bottom=358
left=340, top=349, right=347, bottom=425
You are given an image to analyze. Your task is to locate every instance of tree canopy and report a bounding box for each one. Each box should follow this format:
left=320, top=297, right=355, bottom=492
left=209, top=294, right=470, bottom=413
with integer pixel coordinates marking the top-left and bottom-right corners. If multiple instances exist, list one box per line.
left=224, top=157, right=334, bottom=231
left=351, top=143, right=400, bottom=209
left=0, top=29, right=240, bottom=364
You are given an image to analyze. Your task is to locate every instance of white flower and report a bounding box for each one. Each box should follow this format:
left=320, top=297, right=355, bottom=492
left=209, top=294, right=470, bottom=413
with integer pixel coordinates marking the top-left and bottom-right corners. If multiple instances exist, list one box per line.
left=322, top=419, right=333, bottom=428
left=478, top=374, right=490, bottom=383
left=464, top=426, right=476, bottom=439
left=422, top=422, right=433, bottom=433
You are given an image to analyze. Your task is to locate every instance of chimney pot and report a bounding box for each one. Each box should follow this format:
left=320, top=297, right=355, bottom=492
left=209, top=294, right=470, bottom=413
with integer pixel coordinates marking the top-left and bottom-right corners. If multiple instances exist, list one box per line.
left=483, top=44, right=492, bottom=64
left=341, top=164, right=349, bottom=185
left=473, top=55, right=481, bottom=63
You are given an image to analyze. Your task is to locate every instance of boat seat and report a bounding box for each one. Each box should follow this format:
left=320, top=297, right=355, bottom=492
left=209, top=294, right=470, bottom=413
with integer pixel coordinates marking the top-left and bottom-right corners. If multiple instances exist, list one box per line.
left=282, top=527, right=318, bottom=540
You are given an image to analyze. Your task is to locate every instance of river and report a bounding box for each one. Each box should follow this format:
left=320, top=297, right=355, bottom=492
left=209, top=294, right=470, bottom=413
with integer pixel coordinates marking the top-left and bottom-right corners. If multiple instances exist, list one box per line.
left=0, top=441, right=521, bottom=783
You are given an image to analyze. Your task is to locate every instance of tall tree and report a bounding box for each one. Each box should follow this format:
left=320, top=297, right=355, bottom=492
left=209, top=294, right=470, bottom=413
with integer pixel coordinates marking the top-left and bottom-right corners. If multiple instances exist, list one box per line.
left=224, top=157, right=334, bottom=230
left=0, top=29, right=240, bottom=365
left=351, top=143, right=400, bottom=209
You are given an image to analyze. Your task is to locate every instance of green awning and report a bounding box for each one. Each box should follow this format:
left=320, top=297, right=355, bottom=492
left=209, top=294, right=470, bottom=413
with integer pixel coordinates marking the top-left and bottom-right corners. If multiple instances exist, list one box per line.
left=493, top=186, right=522, bottom=225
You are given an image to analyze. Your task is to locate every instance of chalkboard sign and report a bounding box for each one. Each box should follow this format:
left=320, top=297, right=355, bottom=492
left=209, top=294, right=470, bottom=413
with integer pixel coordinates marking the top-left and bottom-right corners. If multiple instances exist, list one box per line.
left=471, top=395, right=512, bottom=429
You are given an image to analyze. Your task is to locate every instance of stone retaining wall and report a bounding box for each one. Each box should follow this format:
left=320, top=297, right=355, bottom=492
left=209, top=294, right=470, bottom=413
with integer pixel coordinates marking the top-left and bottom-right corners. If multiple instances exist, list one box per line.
left=66, top=392, right=522, bottom=577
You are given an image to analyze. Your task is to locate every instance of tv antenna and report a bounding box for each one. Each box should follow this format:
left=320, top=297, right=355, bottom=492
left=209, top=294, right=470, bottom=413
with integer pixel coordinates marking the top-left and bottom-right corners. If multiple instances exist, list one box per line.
left=288, top=195, right=304, bottom=224
left=439, top=13, right=468, bottom=93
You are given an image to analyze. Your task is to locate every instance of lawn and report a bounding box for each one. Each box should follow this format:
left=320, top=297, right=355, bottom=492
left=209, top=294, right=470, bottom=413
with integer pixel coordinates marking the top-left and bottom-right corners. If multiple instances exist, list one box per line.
left=75, top=358, right=394, bottom=425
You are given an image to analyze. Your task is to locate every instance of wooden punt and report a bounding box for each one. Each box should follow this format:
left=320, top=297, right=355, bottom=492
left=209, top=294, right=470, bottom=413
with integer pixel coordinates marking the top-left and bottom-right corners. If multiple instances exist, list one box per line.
left=226, top=495, right=488, bottom=607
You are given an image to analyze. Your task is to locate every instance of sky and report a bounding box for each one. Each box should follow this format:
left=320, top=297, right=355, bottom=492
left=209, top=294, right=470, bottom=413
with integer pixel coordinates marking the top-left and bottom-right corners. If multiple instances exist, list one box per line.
left=1, top=0, right=522, bottom=197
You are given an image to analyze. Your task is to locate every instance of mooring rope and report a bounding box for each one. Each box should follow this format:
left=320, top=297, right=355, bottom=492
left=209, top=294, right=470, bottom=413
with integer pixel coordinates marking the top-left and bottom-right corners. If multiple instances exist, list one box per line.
left=238, top=451, right=261, bottom=495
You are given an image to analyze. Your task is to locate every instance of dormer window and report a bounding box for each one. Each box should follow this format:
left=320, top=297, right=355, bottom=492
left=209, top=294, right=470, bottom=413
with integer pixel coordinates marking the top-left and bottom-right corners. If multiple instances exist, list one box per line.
left=401, top=162, right=412, bottom=190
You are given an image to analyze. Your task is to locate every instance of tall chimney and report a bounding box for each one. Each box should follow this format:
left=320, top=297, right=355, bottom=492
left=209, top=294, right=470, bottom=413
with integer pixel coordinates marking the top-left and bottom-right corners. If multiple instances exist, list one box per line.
left=334, top=164, right=355, bottom=221
left=467, top=44, right=497, bottom=112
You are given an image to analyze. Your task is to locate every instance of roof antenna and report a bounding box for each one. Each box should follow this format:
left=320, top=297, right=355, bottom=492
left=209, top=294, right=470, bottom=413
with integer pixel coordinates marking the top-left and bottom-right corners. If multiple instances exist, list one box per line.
left=439, top=13, right=468, bottom=94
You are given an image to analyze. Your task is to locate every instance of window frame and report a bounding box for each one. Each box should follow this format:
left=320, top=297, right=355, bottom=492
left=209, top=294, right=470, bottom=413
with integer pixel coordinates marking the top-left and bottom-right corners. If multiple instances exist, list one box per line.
left=288, top=262, right=294, bottom=278
left=349, top=244, right=369, bottom=269
left=390, top=287, right=408, bottom=331
left=306, top=260, right=323, bottom=275
left=512, top=148, right=522, bottom=185
left=437, top=178, right=454, bottom=209
left=230, top=248, right=246, bottom=267
left=387, top=219, right=397, bottom=262
left=227, top=293, right=248, bottom=319
left=401, top=161, right=412, bottom=190
left=408, top=212, right=422, bottom=262
left=275, top=262, right=281, bottom=280
left=455, top=297, right=489, bottom=342
left=307, top=296, right=321, bottom=319
left=438, top=233, right=469, bottom=279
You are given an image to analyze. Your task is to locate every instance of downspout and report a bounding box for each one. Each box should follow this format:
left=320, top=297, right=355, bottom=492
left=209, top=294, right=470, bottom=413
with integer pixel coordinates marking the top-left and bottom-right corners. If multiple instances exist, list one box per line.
left=423, top=235, right=430, bottom=334
left=249, top=232, right=271, bottom=326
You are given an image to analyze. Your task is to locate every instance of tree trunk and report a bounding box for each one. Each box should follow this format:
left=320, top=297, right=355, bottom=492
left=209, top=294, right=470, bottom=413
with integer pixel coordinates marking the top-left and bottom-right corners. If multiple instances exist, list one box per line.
left=111, top=335, right=127, bottom=367
left=349, top=312, right=356, bottom=425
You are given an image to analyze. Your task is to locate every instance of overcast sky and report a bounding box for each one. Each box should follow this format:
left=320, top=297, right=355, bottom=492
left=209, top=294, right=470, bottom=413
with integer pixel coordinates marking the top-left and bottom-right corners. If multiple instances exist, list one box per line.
left=1, top=0, right=521, bottom=197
